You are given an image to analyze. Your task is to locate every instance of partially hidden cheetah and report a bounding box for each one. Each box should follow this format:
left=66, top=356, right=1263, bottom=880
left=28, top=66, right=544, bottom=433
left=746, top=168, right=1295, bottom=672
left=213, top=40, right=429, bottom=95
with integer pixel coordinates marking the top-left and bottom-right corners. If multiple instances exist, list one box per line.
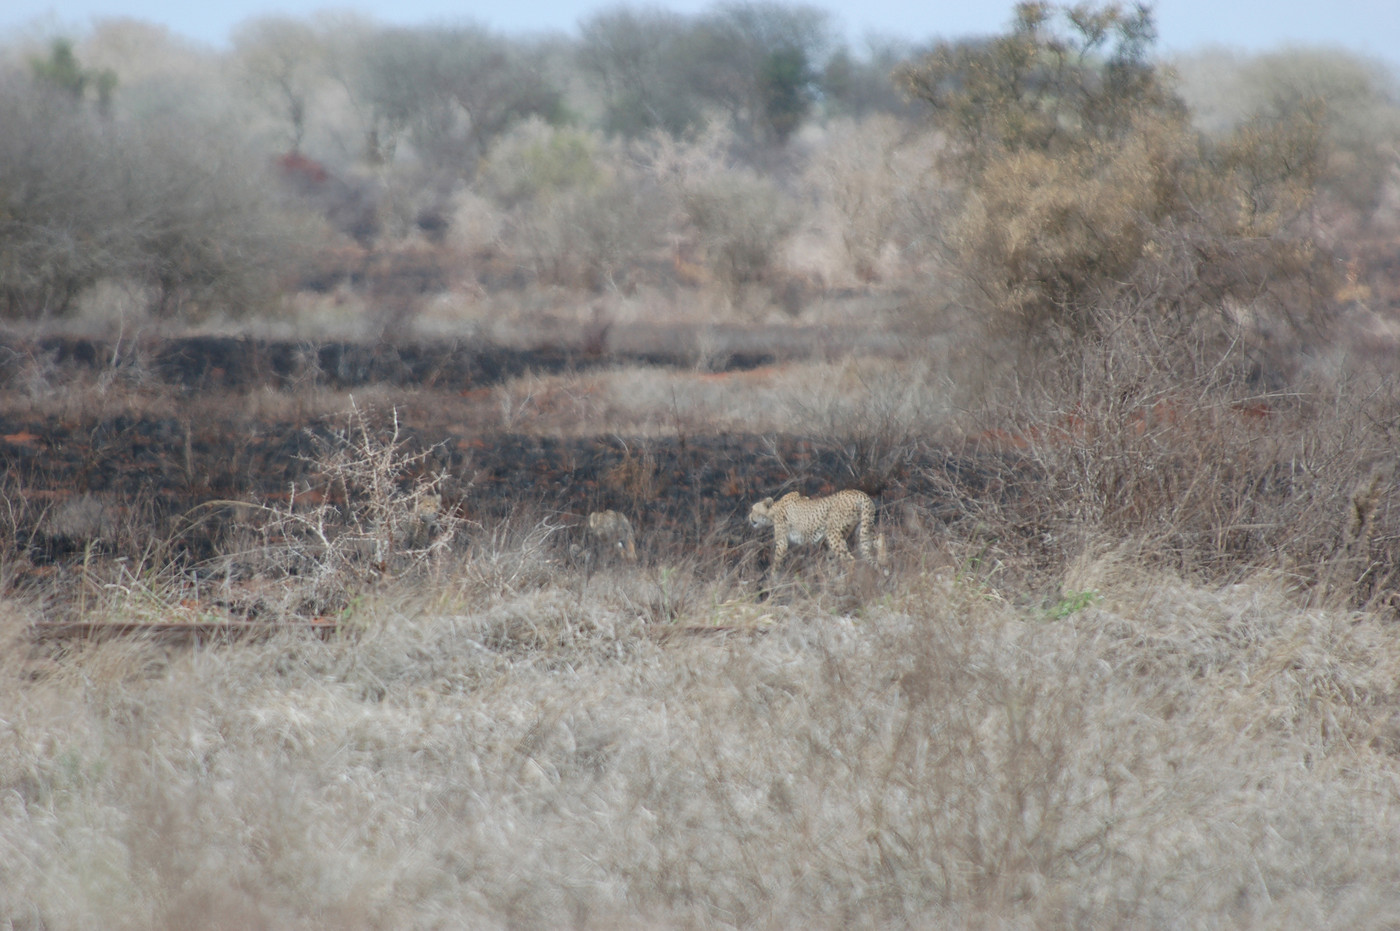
left=404, top=492, right=444, bottom=550
left=748, top=489, right=886, bottom=569
left=586, top=509, right=638, bottom=563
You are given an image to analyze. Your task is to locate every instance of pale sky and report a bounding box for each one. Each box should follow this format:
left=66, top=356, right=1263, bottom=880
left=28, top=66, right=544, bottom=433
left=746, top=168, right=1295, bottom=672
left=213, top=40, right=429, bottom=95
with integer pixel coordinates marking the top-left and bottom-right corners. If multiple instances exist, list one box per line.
left=2, top=0, right=1398, bottom=69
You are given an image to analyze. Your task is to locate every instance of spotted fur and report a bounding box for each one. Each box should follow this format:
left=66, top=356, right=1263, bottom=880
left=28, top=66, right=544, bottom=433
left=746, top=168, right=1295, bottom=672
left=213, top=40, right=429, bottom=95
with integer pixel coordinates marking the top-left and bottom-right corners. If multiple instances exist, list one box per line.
left=748, top=490, right=884, bottom=568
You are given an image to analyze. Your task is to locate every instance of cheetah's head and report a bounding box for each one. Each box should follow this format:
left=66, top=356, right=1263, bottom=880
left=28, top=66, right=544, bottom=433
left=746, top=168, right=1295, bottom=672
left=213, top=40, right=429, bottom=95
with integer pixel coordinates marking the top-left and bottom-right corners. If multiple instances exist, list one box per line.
left=748, top=497, right=775, bottom=528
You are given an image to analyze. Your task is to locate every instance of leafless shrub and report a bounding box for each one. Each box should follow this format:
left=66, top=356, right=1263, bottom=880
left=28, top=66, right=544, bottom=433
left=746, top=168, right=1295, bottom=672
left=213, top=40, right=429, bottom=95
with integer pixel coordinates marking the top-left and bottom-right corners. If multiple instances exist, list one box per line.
left=1176, top=46, right=1400, bottom=228
left=455, top=506, right=569, bottom=600
left=238, top=402, right=465, bottom=613
left=499, top=182, right=662, bottom=293
left=800, top=115, right=944, bottom=283
left=941, top=311, right=1400, bottom=609
left=0, top=68, right=306, bottom=321
left=481, top=121, right=669, bottom=291
left=682, top=169, right=800, bottom=298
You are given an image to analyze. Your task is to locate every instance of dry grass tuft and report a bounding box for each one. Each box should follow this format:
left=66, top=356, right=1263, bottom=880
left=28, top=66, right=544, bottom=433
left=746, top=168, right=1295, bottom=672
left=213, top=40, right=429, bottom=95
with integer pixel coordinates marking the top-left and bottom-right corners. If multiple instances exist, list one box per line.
left=7, top=306, right=1400, bottom=927
left=934, top=314, right=1400, bottom=615
left=7, top=530, right=1400, bottom=927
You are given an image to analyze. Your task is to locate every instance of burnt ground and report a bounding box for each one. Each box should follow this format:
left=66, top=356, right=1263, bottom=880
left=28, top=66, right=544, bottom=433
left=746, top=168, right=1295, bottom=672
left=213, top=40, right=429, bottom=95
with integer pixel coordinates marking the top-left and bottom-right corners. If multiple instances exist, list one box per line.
left=0, top=334, right=781, bottom=392
left=0, top=335, right=1013, bottom=582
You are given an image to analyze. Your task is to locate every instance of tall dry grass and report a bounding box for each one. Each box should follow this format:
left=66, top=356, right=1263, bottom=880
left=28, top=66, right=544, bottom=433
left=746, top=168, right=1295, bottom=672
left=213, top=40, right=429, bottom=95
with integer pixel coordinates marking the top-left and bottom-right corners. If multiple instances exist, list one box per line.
left=4, top=297, right=1400, bottom=928
left=937, top=307, right=1400, bottom=614
left=5, top=518, right=1400, bottom=928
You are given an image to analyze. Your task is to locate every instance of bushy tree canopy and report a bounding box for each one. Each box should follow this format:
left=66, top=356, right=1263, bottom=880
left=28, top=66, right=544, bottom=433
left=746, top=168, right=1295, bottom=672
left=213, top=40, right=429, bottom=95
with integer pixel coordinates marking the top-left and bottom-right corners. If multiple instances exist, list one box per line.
left=349, top=25, right=563, bottom=176
left=899, top=1, right=1334, bottom=345
left=0, top=65, right=300, bottom=319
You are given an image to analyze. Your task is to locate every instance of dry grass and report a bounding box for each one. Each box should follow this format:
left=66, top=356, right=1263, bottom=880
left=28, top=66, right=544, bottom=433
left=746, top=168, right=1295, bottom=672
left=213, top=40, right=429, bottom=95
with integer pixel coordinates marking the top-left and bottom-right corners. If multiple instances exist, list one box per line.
left=917, top=299, right=1400, bottom=613
left=5, top=368, right=1400, bottom=930
left=488, top=355, right=955, bottom=439
left=5, top=292, right=1400, bottom=928
left=5, top=536, right=1400, bottom=929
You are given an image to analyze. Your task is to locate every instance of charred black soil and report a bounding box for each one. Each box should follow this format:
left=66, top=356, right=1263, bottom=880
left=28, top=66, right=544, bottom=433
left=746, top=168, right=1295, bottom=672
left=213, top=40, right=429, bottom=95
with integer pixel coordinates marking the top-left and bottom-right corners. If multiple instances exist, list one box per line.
left=0, top=336, right=997, bottom=577
left=1, top=334, right=780, bottom=392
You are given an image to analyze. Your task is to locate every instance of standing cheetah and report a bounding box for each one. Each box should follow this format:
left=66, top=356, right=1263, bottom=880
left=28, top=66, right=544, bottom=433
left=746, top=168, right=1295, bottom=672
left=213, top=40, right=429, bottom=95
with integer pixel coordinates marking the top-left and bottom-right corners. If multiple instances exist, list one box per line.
left=586, top=509, right=638, bottom=563
left=748, top=489, right=885, bottom=568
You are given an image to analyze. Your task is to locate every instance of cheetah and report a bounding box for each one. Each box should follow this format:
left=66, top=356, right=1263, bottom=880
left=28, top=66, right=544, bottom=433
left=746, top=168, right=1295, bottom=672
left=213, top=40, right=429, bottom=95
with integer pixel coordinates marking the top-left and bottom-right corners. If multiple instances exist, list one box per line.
left=748, top=489, right=886, bottom=569
left=586, top=509, right=638, bottom=563
left=403, top=492, right=444, bottom=550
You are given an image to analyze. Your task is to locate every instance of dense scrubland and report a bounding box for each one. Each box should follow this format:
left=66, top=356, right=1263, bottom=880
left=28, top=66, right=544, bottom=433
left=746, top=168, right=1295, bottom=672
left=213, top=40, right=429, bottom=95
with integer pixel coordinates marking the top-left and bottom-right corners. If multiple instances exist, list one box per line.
left=4, top=2, right=1400, bottom=927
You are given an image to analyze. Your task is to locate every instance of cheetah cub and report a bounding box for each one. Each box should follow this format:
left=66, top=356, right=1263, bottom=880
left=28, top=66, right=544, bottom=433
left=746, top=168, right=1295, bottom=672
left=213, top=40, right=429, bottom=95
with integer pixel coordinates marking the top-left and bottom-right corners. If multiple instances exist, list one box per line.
left=586, top=509, right=638, bottom=563
left=748, top=489, right=886, bottom=569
